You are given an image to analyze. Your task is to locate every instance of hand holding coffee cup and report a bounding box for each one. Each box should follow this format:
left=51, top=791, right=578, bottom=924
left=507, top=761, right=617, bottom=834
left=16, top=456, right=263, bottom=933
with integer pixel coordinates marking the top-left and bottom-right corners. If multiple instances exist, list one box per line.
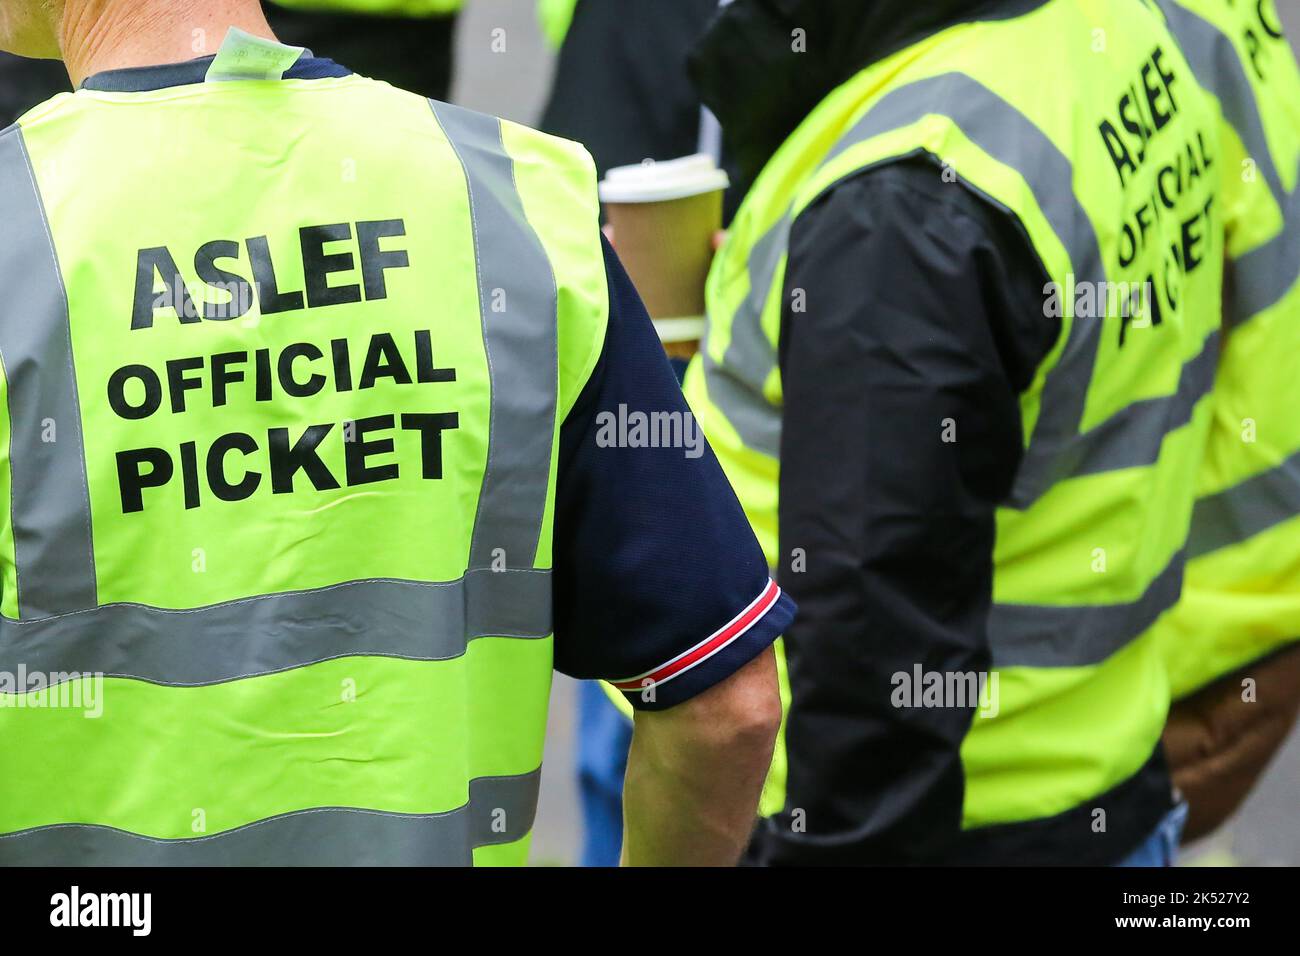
left=599, top=155, right=730, bottom=361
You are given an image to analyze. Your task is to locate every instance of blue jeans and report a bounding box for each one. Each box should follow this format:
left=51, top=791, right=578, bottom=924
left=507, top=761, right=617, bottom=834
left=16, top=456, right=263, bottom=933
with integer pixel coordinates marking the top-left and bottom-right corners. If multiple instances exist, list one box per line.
left=1115, top=802, right=1189, bottom=866
left=576, top=681, right=633, bottom=867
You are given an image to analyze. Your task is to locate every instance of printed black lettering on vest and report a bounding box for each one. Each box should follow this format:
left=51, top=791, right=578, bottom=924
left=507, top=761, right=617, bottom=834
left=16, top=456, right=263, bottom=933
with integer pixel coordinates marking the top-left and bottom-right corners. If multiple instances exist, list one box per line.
left=112, top=219, right=464, bottom=514
left=130, top=220, right=410, bottom=328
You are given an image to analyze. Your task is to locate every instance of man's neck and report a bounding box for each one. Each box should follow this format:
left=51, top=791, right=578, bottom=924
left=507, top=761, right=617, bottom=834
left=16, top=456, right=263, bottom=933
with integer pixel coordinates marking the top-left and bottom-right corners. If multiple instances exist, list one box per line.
left=59, top=0, right=278, bottom=88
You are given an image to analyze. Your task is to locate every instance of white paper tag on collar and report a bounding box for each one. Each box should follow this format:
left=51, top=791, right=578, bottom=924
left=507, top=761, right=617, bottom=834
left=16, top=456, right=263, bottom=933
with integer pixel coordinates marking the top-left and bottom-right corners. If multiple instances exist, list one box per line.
left=206, top=27, right=305, bottom=82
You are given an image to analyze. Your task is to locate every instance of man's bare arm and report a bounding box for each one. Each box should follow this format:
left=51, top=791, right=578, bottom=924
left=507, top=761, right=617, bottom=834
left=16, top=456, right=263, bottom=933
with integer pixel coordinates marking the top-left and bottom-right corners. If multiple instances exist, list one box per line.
left=621, top=646, right=781, bottom=866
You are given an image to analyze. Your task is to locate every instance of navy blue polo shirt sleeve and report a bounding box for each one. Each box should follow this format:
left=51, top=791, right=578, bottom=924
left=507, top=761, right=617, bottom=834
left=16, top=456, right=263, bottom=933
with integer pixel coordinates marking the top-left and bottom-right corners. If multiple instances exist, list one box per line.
left=551, top=237, right=794, bottom=711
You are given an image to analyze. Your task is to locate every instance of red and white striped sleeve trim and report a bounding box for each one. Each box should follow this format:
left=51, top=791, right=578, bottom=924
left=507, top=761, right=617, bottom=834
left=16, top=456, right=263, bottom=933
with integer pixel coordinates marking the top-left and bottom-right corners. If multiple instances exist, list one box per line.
left=610, top=579, right=782, bottom=693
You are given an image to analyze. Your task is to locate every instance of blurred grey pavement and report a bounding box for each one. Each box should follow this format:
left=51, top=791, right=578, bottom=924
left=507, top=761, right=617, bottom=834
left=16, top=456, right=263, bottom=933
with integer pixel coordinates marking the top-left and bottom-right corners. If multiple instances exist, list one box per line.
left=452, top=1, right=1298, bottom=867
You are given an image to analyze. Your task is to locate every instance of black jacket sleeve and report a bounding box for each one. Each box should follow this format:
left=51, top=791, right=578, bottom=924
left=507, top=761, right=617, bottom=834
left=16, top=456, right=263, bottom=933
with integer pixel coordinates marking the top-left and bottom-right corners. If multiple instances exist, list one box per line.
left=759, top=156, right=1059, bottom=864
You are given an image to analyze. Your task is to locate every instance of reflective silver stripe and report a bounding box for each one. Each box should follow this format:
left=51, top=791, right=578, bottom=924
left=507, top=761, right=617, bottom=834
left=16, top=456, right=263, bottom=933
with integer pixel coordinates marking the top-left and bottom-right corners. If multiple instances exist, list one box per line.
left=1159, top=0, right=1300, bottom=324
left=429, top=101, right=558, bottom=571
left=0, top=127, right=97, bottom=618
left=0, top=769, right=540, bottom=866
left=1188, top=449, right=1300, bottom=559
left=1061, top=329, right=1219, bottom=479
left=989, top=550, right=1186, bottom=668
left=1232, top=175, right=1300, bottom=320
left=0, top=568, right=550, bottom=687
left=700, top=215, right=790, bottom=459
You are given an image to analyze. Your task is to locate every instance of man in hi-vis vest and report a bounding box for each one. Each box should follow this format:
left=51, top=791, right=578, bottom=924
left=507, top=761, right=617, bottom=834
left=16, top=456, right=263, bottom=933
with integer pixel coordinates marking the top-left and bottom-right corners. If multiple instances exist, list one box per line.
left=0, top=0, right=792, bottom=866
left=685, top=0, right=1224, bottom=864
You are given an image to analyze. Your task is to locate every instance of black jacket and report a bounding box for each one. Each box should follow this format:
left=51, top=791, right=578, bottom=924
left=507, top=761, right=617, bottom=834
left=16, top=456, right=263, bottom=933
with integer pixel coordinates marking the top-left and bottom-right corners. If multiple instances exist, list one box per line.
left=692, top=0, right=1176, bottom=865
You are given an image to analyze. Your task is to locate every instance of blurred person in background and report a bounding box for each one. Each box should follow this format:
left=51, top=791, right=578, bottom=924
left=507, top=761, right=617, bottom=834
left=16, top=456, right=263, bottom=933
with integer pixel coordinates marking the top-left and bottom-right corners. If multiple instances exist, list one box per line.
left=540, top=0, right=737, bottom=867
left=1152, top=0, right=1300, bottom=844
left=685, top=0, right=1225, bottom=865
left=263, top=0, right=461, bottom=100
left=542, top=0, right=740, bottom=221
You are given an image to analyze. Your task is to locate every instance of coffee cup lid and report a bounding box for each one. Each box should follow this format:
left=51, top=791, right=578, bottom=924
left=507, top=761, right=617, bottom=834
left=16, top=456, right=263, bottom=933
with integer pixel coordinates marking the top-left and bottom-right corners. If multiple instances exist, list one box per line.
left=599, top=154, right=730, bottom=204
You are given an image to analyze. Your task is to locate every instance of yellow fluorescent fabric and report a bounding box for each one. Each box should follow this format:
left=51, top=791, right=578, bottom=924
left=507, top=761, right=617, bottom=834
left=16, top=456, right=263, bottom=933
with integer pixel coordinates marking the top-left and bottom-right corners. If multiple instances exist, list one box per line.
left=0, top=56, right=607, bottom=865
left=1154, top=0, right=1300, bottom=698
left=537, top=0, right=580, bottom=49
left=22, top=79, right=489, bottom=607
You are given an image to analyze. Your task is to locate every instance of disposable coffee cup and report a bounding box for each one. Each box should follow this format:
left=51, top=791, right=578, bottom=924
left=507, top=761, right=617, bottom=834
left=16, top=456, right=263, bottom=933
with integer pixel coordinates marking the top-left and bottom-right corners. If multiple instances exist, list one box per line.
left=600, top=154, right=729, bottom=361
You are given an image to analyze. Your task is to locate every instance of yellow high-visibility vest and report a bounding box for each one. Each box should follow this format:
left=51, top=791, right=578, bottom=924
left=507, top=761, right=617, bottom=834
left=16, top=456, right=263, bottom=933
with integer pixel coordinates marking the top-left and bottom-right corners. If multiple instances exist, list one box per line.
left=0, top=34, right=607, bottom=865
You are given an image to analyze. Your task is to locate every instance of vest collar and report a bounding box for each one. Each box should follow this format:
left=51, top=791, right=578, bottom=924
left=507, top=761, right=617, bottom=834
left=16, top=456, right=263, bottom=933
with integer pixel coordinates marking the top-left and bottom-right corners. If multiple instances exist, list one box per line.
left=81, top=53, right=352, bottom=92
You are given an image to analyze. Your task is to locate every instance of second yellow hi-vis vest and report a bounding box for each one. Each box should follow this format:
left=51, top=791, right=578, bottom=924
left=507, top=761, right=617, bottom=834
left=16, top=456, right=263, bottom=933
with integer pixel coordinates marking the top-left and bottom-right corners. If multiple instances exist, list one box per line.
left=0, top=48, right=607, bottom=865
left=684, top=0, right=1225, bottom=828
left=1153, top=0, right=1300, bottom=698
left=270, top=0, right=463, bottom=17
